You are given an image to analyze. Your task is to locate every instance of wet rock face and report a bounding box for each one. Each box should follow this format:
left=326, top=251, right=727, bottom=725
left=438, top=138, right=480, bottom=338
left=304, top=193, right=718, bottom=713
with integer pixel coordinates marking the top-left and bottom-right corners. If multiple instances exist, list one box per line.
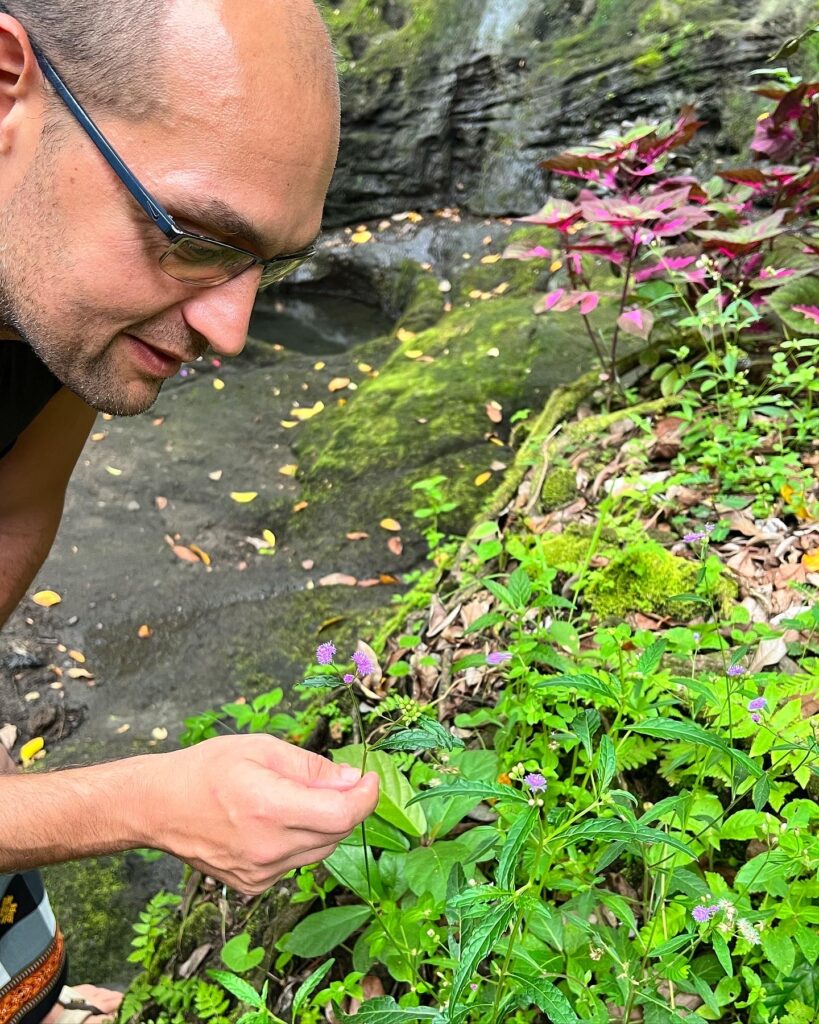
left=324, top=0, right=815, bottom=226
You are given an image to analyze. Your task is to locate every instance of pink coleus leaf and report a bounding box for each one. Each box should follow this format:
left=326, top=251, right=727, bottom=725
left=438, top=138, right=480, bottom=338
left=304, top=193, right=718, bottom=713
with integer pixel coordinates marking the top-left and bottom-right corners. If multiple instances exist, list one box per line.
left=617, top=308, right=654, bottom=341
left=502, top=242, right=552, bottom=262
left=633, top=255, right=698, bottom=283
left=578, top=292, right=600, bottom=315
left=518, top=198, right=581, bottom=232
left=792, top=305, right=819, bottom=325
left=537, top=288, right=566, bottom=312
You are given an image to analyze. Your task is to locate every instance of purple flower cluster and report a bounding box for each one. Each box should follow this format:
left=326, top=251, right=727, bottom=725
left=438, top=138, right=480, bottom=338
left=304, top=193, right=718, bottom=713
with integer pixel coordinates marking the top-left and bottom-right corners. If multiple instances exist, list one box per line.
left=727, top=664, right=746, bottom=677
left=692, top=903, right=720, bottom=924
left=316, top=642, right=337, bottom=665
left=524, top=772, right=548, bottom=792
left=486, top=651, right=513, bottom=666
left=684, top=523, right=716, bottom=544
left=748, top=695, right=767, bottom=724
left=352, top=650, right=375, bottom=676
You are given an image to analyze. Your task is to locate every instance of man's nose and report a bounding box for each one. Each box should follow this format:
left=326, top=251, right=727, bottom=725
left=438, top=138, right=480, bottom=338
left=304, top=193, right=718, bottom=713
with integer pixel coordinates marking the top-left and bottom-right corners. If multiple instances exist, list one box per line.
left=179, top=269, right=261, bottom=357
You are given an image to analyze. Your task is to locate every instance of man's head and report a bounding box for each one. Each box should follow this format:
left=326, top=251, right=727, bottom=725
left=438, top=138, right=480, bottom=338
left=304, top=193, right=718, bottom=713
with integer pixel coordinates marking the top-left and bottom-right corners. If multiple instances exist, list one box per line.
left=0, top=0, right=340, bottom=415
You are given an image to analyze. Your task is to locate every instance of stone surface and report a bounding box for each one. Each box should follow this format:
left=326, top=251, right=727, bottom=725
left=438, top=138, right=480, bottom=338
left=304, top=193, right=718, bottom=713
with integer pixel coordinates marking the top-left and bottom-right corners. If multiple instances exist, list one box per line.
left=323, top=0, right=819, bottom=225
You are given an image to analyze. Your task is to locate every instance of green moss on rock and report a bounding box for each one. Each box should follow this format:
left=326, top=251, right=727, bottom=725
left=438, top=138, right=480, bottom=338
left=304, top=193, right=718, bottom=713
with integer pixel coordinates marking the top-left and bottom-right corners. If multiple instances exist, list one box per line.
left=540, top=466, right=578, bottom=512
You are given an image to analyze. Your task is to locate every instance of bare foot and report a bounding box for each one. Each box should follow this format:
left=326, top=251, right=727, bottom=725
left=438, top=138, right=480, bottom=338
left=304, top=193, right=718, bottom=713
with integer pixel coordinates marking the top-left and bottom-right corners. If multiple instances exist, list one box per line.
left=42, top=984, right=124, bottom=1024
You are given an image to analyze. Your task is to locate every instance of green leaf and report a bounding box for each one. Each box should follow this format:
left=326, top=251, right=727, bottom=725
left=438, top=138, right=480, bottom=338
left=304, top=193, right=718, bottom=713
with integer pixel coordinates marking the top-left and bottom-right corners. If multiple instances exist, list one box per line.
left=712, top=934, right=733, bottom=977
left=405, top=842, right=471, bottom=903
left=220, top=933, right=264, bottom=973
left=450, top=902, right=518, bottom=1007
left=483, top=578, right=515, bottom=608
left=496, top=805, right=538, bottom=890
left=332, top=998, right=443, bottom=1023
left=631, top=717, right=762, bottom=779
left=596, top=734, right=616, bottom=791
left=558, top=818, right=694, bottom=859
left=734, top=851, right=792, bottom=896
left=206, top=970, right=264, bottom=1009
left=571, top=709, right=600, bottom=760
left=506, top=973, right=579, bottom=1023
left=753, top=773, right=770, bottom=812
left=535, top=673, right=618, bottom=702
left=342, top=817, right=410, bottom=853
left=407, top=780, right=529, bottom=808
left=326, top=844, right=381, bottom=901
left=291, top=958, right=335, bottom=1018
left=333, top=746, right=427, bottom=836
left=373, top=719, right=464, bottom=753
left=420, top=749, right=499, bottom=840
left=277, top=905, right=372, bottom=958
left=301, top=675, right=336, bottom=689
left=761, top=927, right=795, bottom=975
left=767, top=273, right=819, bottom=333
left=637, top=639, right=667, bottom=676
left=647, top=933, right=695, bottom=958
left=507, top=567, right=533, bottom=609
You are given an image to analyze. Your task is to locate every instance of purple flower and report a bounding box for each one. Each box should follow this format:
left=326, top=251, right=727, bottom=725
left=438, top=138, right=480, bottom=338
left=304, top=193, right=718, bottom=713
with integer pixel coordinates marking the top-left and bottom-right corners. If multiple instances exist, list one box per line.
left=747, top=697, right=767, bottom=712
left=751, top=712, right=761, bottom=724
left=343, top=673, right=355, bottom=684
left=524, top=772, right=547, bottom=792
left=692, top=904, right=719, bottom=923
left=684, top=531, right=707, bottom=543
left=316, top=642, right=336, bottom=666
left=486, top=651, right=513, bottom=666
left=727, top=664, right=746, bottom=677
left=351, top=650, right=375, bottom=676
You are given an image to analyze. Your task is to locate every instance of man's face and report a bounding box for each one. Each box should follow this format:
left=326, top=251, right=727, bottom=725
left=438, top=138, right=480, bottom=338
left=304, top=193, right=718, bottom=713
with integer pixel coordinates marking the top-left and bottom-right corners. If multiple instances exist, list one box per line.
left=0, top=0, right=339, bottom=415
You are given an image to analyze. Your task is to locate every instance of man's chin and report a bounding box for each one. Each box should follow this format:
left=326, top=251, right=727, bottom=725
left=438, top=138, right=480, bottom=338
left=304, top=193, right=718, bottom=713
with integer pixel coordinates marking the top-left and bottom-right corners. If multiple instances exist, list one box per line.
left=73, top=377, right=165, bottom=417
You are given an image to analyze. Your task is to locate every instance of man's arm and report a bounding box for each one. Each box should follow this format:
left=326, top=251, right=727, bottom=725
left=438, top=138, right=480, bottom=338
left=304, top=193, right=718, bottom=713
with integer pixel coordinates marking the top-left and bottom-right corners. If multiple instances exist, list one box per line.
left=0, top=386, right=96, bottom=625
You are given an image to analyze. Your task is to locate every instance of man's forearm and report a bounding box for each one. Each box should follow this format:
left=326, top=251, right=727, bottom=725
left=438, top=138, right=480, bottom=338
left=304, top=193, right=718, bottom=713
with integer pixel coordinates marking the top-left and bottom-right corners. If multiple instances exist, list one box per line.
left=0, top=512, right=61, bottom=628
left=0, top=756, right=153, bottom=872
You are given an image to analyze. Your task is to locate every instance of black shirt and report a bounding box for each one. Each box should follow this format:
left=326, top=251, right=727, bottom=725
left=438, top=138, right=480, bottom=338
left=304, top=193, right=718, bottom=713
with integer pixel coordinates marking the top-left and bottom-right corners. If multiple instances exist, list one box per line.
left=0, top=340, right=62, bottom=459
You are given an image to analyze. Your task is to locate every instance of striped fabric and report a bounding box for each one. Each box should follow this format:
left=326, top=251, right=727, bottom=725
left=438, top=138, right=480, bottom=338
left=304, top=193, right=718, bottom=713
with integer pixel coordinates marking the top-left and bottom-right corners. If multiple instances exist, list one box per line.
left=0, top=873, right=66, bottom=1024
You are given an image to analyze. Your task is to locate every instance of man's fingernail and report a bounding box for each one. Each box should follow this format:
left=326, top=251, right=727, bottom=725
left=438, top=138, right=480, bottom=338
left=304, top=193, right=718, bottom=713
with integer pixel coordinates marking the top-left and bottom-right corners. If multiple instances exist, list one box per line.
left=340, top=765, right=361, bottom=783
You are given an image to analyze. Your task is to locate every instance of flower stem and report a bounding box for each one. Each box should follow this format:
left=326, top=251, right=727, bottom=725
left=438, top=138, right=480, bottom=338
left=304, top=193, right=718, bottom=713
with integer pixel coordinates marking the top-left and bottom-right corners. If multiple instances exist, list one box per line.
left=349, top=691, right=373, bottom=899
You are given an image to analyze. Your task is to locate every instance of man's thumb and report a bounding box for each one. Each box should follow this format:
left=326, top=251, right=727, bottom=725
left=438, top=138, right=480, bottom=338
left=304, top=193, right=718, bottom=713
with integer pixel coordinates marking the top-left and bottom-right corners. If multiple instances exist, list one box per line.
left=303, top=752, right=365, bottom=790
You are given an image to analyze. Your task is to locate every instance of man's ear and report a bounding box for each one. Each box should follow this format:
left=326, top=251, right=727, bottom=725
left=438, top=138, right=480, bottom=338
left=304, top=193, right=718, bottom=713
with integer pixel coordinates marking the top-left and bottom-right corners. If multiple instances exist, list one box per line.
left=0, top=16, right=40, bottom=146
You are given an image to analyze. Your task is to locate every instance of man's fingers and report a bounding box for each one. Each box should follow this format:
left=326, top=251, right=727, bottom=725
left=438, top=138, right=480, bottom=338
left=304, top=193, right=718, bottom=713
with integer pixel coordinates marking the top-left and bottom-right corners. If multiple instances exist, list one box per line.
left=273, top=772, right=380, bottom=835
left=257, top=736, right=364, bottom=790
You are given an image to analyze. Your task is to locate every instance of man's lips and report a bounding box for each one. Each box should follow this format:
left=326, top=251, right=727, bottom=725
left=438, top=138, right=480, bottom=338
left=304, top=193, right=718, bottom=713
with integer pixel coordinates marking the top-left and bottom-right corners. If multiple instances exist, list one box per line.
left=129, top=334, right=199, bottom=363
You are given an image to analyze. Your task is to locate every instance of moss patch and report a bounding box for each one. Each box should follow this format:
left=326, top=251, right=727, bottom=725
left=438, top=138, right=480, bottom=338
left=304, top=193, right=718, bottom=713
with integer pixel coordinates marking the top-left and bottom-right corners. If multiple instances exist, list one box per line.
left=541, top=466, right=578, bottom=512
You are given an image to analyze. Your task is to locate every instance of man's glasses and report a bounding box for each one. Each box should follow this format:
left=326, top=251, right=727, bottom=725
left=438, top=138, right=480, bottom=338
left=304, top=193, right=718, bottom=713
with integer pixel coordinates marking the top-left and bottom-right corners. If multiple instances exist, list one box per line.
left=33, top=47, right=316, bottom=290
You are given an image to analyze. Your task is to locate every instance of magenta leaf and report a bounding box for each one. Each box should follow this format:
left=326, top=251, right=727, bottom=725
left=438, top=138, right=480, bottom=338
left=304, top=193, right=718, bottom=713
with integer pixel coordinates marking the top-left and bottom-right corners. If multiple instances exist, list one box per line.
left=503, top=242, right=552, bottom=262
left=617, top=308, right=655, bottom=341
left=792, top=304, right=819, bottom=324
left=578, top=292, right=600, bottom=315
left=518, top=197, right=581, bottom=231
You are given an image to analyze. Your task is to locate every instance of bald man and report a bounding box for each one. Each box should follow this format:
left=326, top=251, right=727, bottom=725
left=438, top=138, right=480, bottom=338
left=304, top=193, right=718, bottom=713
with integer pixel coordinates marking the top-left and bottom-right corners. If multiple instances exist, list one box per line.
left=0, top=2, right=379, bottom=1020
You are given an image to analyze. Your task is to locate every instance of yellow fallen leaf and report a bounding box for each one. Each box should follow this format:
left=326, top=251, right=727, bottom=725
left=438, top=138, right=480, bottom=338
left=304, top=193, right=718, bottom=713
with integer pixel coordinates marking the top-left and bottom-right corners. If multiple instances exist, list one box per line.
left=550, top=259, right=563, bottom=272
left=405, top=350, right=423, bottom=360
left=469, top=289, right=483, bottom=299
left=481, top=254, right=501, bottom=264
left=475, top=471, right=493, bottom=487
left=67, top=667, right=94, bottom=679
left=493, top=282, right=510, bottom=295
left=380, top=518, right=402, bottom=532
left=32, top=590, right=62, bottom=608
left=352, top=230, right=372, bottom=244
left=68, top=650, right=86, bottom=664
left=486, top=347, right=500, bottom=358
left=802, top=551, right=819, bottom=571
left=105, top=466, right=122, bottom=476
left=188, top=543, right=211, bottom=566
left=137, top=624, right=153, bottom=639
left=328, top=377, right=351, bottom=392
left=263, top=529, right=277, bottom=547
left=20, top=737, right=44, bottom=764
left=230, top=492, right=258, bottom=503
left=115, top=724, right=131, bottom=735
left=357, top=362, right=373, bottom=373
left=290, top=401, right=325, bottom=421
left=280, top=420, right=299, bottom=429
left=151, top=727, right=168, bottom=741
left=102, top=413, right=113, bottom=421
left=91, top=432, right=106, bottom=442
left=213, top=378, right=225, bottom=390
left=396, top=328, right=417, bottom=343
left=279, top=464, right=298, bottom=477
left=172, top=544, right=201, bottom=563
left=314, top=361, right=326, bottom=370
left=293, top=501, right=309, bottom=512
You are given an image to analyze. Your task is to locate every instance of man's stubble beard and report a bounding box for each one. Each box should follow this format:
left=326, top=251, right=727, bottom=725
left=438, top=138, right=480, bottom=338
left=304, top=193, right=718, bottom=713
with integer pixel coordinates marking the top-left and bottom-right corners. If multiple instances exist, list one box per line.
left=0, top=150, right=164, bottom=417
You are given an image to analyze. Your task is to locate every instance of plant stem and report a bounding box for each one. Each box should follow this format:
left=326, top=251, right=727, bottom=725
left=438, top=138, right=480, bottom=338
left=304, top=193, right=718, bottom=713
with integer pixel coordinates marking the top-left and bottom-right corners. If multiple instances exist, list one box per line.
left=349, top=693, right=374, bottom=898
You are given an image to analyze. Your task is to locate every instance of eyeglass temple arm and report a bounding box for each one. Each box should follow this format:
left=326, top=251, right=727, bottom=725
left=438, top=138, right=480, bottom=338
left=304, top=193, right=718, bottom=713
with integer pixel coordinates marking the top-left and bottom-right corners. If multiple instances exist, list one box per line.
left=33, top=48, right=178, bottom=241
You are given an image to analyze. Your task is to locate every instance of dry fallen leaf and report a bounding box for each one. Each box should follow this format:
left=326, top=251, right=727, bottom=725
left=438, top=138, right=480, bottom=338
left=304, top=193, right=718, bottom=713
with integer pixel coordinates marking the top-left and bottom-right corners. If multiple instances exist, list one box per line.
left=32, top=590, right=62, bottom=608
left=802, top=550, right=819, bottom=571
left=352, top=230, right=373, bottom=244
left=138, top=624, right=153, bottom=639
left=481, top=254, right=501, bottom=264
left=0, top=723, right=18, bottom=752
left=151, top=727, right=168, bottom=741
left=213, top=378, right=225, bottom=391
left=68, top=650, right=86, bottom=664
left=405, top=349, right=423, bottom=360
left=396, top=328, right=417, bottom=343
left=230, top=491, right=258, bottom=503
left=280, top=420, right=298, bottom=429
left=301, top=559, right=315, bottom=570
left=357, top=362, right=373, bottom=374
left=152, top=417, right=165, bottom=426
left=189, top=544, right=212, bottom=566
left=290, top=401, right=325, bottom=421
left=319, top=573, right=358, bottom=586
left=387, top=536, right=404, bottom=556
left=20, top=737, right=44, bottom=764
left=67, top=667, right=94, bottom=679
left=380, top=518, right=402, bottom=532
left=155, top=496, right=168, bottom=511
left=313, top=361, right=326, bottom=370
left=208, top=470, right=223, bottom=481
left=105, top=466, right=123, bottom=476
left=474, top=471, right=493, bottom=487
left=172, top=545, right=201, bottom=564
left=486, top=347, right=500, bottom=358
left=347, top=531, right=370, bottom=541
left=279, top=464, right=298, bottom=477
left=328, top=377, right=351, bottom=392
left=293, top=501, right=309, bottom=512
left=485, top=401, right=503, bottom=424
left=115, top=724, right=131, bottom=735
left=91, top=432, right=107, bottom=442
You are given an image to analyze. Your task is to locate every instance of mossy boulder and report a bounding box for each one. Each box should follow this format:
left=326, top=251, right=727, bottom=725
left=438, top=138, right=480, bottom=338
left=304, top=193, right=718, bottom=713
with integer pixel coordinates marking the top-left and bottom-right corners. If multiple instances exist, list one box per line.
left=540, top=466, right=578, bottom=512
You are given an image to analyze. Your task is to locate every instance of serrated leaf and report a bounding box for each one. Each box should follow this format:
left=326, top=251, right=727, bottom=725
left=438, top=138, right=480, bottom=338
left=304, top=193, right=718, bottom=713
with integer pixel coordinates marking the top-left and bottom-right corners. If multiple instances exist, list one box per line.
left=407, top=780, right=529, bottom=808
left=535, top=673, right=618, bottom=702
left=450, top=903, right=517, bottom=1007
left=507, top=567, right=533, bottom=609
left=206, top=970, right=264, bottom=1009
left=632, top=717, right=762, bottom=779
left=712, top=933, right=733, bottom=977
left=332, top=998, right=442, bottom=1023
left=483, top=578, right=515, bottom=607
left=292, top=958, right=335, bottom=1018
left=637, top=639, right=667, bottom=676
left=506, top=973, right=579, bottom=1023
left=597, top=734, right=617, bottom=791
left=496, top=804, right=538, bottom=889
left=301, top=675, right=336, bottom=688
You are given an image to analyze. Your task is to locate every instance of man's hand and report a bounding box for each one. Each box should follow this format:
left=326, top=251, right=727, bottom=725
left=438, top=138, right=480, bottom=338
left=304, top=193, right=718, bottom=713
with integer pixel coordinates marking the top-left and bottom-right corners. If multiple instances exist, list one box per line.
left=142, top=735, right=380, bottom=895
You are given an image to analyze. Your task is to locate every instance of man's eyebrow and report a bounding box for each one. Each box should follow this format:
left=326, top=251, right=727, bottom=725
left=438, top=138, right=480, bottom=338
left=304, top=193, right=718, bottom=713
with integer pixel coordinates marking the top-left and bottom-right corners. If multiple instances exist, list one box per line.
left=168, top=196, right=318, bottom=257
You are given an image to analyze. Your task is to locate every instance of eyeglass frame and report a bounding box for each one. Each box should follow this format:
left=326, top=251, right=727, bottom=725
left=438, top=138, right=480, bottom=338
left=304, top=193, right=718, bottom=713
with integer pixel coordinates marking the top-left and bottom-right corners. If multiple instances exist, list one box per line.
left=31, top=45, right=317, bottom=289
